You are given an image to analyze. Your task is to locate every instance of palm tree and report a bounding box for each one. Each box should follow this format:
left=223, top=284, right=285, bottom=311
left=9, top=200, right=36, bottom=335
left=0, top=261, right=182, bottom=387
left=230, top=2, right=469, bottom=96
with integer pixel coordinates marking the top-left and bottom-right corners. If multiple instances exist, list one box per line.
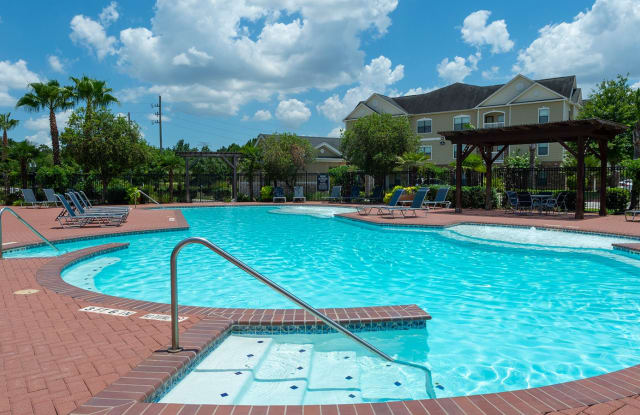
left=0, top=112, right=19, bottom=162
left=16, top=81, right=74, bottom=166
left=9, top=140, right=38, bottom=189
left=160, top=150, right=183, bottom=201
left=70, top=76, right=118, bottom=119
left=396, top=152, right=428, bottom=185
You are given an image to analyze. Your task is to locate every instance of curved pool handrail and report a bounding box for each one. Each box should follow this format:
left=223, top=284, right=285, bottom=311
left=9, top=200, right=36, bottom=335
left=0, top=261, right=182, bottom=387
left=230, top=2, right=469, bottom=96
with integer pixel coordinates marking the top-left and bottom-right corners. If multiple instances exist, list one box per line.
left=0, top=207, right=58, bottom=259
left=168, top=236, right=436, bottom=399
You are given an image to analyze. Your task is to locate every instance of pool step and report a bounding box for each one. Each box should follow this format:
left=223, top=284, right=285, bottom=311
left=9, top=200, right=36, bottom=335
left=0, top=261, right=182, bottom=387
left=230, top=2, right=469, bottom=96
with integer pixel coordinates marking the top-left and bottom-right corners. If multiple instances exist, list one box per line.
left=307, top=351, right=359, bottom=390
left=197, top=336, right=273, bottom=370
left=254, top=343, right=313, bottom=380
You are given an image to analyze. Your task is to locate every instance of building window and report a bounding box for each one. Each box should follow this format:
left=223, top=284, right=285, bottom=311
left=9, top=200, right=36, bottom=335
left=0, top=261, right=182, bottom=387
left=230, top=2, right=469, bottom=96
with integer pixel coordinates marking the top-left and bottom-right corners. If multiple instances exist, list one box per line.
left=538, top=143, right=549, bottom=156
left=417, top=118, right=432, bottom=133
left=538, top=107, right=550, bottom=124
left=453, top=144, right=468, bottom=159
left=492, top=145, right=506, bottom=162
left=453, top=115, right=471, bottom=131
left=419, top=145, right=432, bottom=159
left=484, top=112, right=505, bottom=128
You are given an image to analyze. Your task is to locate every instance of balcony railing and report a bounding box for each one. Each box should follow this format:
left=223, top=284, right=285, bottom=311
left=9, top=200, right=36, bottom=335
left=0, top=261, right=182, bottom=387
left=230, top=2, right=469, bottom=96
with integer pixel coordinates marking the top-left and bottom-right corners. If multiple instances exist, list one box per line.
left=484, top=121, right=505, bottom=129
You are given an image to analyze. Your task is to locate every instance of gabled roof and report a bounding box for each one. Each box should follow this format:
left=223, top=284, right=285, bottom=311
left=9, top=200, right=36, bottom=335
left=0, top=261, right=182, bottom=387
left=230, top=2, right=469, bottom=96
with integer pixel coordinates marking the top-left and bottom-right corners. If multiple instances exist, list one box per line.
left=256, top=134, right=343, bottom=157
left=386, top=75, right=577, bottom=115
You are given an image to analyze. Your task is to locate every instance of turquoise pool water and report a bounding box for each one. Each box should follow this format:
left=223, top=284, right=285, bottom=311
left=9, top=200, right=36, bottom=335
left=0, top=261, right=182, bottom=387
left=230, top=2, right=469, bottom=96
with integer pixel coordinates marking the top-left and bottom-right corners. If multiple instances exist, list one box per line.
left=8, top=206, right=640, bottom=398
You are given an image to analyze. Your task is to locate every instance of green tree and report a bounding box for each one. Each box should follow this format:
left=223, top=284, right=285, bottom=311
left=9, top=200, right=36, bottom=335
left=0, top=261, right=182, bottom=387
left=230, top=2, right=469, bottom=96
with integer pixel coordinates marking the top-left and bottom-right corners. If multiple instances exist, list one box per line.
left=0, top=113, right=20, bottom=197
left=578, top=75, right=639, bottom=165
left=160, top=149, right=183, bottom=201
left=69, top=76, right=119, bottom=139
left=240, top=139, right=263, bottom=201
left=341, top=113, right=418, bottom=184
left=259, top=133, right=315, bottom=187
left=16, top=80, right=74, bottom=165
left=61, top=108, right=146, bottom=202
left=9, top=140, right=38, bottom=189
left=621, top=158, right=640, bottom=209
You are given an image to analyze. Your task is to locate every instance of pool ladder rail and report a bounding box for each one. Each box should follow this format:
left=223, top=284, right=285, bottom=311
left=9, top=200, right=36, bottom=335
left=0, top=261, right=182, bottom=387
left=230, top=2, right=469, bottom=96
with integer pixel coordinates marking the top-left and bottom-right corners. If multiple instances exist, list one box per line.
left=0, top=207, right=58, bottom=259
left=168, top=237, right=436, bottom=399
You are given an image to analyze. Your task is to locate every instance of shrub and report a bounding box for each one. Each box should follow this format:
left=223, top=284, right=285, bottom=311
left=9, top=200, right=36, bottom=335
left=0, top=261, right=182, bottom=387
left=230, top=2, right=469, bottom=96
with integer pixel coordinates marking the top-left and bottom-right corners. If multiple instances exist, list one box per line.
left=383, top=185, right=416, bottom=203
left=606, top=187, right=630, bottom=213
left=236, top=193, right=251, bottom=202
left=260, top=185, right=273, bottom=202
left=436, top=185, right=498, bottom=209
left=35, top=165, right=75, bottom=192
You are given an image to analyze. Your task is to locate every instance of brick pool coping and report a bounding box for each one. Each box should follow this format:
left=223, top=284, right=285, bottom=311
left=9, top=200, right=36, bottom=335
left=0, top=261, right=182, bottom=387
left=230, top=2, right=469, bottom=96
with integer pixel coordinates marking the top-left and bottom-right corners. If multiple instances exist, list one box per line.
left=4, top=203, right=640, bottom=414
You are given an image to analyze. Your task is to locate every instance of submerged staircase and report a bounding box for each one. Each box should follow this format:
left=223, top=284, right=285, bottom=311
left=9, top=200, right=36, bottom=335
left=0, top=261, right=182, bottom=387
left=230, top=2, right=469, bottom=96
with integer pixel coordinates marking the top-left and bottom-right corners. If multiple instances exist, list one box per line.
left=160, top=335, right=428, bottom=405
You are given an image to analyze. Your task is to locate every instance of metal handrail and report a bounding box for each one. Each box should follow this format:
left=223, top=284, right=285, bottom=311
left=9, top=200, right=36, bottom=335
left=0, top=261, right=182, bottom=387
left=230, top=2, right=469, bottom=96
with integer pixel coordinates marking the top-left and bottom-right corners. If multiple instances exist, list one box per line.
left=134, top=189, right=159, bottom=207
left=168, top=237, right=436, bottom=399
left=0, top=207, right=59, bottom=259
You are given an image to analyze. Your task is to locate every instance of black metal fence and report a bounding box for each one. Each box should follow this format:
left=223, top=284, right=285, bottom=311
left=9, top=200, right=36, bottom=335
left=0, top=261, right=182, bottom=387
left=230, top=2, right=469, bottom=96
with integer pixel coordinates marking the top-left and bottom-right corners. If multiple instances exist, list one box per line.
left=5, top=166, right=638, bottom=210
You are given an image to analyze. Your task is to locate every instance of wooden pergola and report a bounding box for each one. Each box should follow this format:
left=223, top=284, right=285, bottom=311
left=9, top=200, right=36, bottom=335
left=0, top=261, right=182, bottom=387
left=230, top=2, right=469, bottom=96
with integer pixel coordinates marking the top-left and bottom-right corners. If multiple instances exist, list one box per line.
left=440, top=119, right=627, bottom=219
left=175, top=152, right=244, bottom=202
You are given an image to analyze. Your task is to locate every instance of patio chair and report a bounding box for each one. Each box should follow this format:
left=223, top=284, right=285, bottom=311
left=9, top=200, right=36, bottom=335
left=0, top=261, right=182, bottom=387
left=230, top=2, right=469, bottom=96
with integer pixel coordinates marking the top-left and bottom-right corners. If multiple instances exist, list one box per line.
left=380, top=187, right=429, bottom=218
left=322, top=186, right=342, bottom=203
left=55, top=194, right=126, bottom=228
left=625, top=209, right=640, bottom=222
left=43, top=188, right=59, bottom=206
left=21, top=188, right=48, bottom=208
left=341, top=185, right=360, bottom=203
left=273, top=186, right=286, bottom=203
left=356, top=188, right=404, bottom=216
left=424, top=187, right=451, bottom=209
left=516, top=192, right=533, bottom=213
left=542, top=191, right=568, bottom=215
left=68, top=191, right=130, bottom=219
left=505, top=191, right=519, bottom=213
left=292, top=186, right=306, bottom=203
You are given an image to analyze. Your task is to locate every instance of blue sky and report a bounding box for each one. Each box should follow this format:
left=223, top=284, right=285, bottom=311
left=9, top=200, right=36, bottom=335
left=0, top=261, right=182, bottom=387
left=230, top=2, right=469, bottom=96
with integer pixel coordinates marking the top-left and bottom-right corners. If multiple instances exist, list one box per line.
left=1, top=0, right=639, bottom=150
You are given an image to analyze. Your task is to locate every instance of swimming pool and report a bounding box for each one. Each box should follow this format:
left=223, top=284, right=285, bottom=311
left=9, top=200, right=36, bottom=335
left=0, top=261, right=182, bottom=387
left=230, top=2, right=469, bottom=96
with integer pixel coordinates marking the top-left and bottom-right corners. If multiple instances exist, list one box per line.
left=9, top=206, right=640, bottom=398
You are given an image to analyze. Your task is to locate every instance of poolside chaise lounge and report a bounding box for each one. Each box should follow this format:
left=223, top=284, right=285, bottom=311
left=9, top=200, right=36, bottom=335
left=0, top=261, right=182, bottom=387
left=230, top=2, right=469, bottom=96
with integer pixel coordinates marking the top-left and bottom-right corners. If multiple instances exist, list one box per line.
left=379, top=187, right=429, bottom=218
left=21, top=189, right=49, bottom=208
left=366, top=186, right=384, bottom=204
left=68, top=191, right=130, bottom=220
left=72, top=191, right=129, bottom=214
left=273, top=187, right=286, bottom=203
left=424, top=187, right=451, bottom=209
left=356, top=188, right=404, bottom=216
left=322, top=186, right=342, bottom=203
left=293, top=186, right=306, bottom=203
left=55, top=194, right=126, bottom=228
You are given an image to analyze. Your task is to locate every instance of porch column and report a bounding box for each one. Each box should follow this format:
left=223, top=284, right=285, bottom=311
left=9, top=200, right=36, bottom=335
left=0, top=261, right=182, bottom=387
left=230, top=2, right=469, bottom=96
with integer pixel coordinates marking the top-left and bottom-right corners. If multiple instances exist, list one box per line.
left=575, top=137, right=585, bottom=219
left=598, top=138, right=608, bottom=216
left=185, top=157, right=191, bottom=203
left=455, top=143, right=462, bottom=213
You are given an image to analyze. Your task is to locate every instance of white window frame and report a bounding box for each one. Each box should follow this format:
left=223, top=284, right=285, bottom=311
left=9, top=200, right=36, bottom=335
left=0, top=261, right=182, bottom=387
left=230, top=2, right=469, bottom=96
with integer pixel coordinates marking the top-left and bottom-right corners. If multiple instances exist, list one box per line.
left=453, top=115, right=471, bottom=131
left=538, top=107, right=550, bottom=124
left=483, top=111, right=505, bottom=128
left=416, top=118, right=432, bottom=134
left=453, top=144, right=468, bottom=159
left=419, top=145, right=432, bottom=159
left=537, top=142, right=549, bottom=157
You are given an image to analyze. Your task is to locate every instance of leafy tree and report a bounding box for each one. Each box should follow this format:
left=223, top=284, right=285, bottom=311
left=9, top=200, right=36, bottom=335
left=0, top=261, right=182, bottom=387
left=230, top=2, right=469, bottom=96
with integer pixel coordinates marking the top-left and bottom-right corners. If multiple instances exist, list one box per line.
left=579, top=74, right=639, bottom=165
left=61, top=108, right=146, bottom=202
left=69, top=76, right=118, bottom=139
left=341, top=113, right=418, bottom=184
left=395, top=152, right=429, bottom=185
left=259, top=133, right=315, bottom=187
left=240, top=139, right=263, bottom=201
left=9, top=140, right=38, bottom=189
left=0, top=113, right=19, bottom=196
left=16, top=80, right=74, bottom=165
left=160, top=150, right=183, bottom=200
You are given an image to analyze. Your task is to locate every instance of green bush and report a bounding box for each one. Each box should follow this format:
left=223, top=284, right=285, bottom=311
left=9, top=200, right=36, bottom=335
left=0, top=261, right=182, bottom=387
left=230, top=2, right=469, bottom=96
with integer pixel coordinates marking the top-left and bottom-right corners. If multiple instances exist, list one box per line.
left=260, top=185, right=273, bottom=202
left=435, top=185, right=498, bottom=209
left=383, top=185, right=417, bottom=203
left=35, top=165, right=75, bottom=192
left=236, top=193, right=251, bottom=202
left=606, top=188, right=630, bottom=213
left=106, top=179, right=134, bottom=204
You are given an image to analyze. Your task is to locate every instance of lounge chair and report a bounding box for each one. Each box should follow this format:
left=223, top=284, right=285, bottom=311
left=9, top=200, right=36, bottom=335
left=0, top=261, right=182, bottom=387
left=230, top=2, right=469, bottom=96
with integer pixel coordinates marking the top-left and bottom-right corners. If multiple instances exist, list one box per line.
left=293, top=186, right=306, bottom=203
left=273, top=187, right=286, bottom=203
left=356, top=188, right=404, bottom=215
left=21, top=189, right=48, bottom=208
left=322, top=186, right=342, bottom=203
left=625, top=209, right=640, bottom=222
left=55, top=194, right=126, bottom=228
left=424, top=187, right=451, bottom=209
left=380, top=187, right=429, bottom=218
left=43, top=188, right=59, bottom=206
left=67, top=192, right=130, bottom=220
left=72, top=190, right=129, bottom=214
left=341, top=185, right=360, bottom=203
left=366, top=186, right=384, bottom=204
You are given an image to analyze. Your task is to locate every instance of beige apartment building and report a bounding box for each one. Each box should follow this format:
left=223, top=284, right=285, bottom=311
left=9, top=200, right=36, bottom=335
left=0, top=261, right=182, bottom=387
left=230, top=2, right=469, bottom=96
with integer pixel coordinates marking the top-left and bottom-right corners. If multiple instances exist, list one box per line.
left=344, top=74, right=583, bottom=166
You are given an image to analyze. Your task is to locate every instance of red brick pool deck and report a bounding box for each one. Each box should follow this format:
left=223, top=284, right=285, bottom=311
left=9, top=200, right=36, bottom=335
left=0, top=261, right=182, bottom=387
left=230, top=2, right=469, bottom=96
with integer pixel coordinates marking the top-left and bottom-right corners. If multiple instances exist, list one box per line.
left=1, top=204, right=639, bottom=415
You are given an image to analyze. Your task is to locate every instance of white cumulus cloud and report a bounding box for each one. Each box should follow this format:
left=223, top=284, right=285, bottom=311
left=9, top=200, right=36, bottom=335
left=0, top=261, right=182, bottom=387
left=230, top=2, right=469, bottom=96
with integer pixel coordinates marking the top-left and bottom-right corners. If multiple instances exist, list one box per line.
left=253, top=109, right=272, bottom=121
left=461, top=10, right=514, bottom=54
left=276, top=98, right=311, bottom=128
left=0, top=59, right=40, bottom=106
left=327, top=126, right=343, bottom=138
left=48, top=56, right=65, bottom=73
left=317, top=55, right=404, bottom=122
left=437, top=52, right=481, bottom=83
left=99, top=2, right=119, bottom=26
left=70, top=13, right=117, bottom=60
left=403, top=86, right=439, bottom=96
left=514, top=0, right=640, bottom=84
left=632, top=81, right=640, bottom=90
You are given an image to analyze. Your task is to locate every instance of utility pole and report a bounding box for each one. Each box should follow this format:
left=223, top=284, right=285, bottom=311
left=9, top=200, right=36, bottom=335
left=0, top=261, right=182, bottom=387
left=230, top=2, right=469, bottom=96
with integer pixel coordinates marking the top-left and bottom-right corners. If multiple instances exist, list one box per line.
left=127, top=112, right=131, bottom=125
left=152, top=95, right=163, bottom=149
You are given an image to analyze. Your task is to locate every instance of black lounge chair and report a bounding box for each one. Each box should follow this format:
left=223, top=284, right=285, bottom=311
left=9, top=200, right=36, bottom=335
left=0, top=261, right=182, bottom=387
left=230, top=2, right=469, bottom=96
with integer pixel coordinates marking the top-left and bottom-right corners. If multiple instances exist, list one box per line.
left=424, top=187, right=451, bottom=209
left=273, top=187, right=286, bottom=203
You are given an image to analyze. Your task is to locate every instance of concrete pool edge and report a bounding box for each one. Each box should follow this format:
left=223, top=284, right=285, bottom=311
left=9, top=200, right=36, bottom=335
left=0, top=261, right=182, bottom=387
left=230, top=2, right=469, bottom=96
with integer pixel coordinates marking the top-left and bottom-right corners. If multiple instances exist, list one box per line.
left=34, top=245, right=640, bottom=414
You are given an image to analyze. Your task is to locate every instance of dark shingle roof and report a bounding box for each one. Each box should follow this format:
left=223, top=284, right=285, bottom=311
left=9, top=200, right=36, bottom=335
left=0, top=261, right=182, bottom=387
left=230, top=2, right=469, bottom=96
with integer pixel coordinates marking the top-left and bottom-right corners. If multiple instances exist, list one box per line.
left=297, top=136, right=341, bottom=150
left=388, top=76, right=577, bottom=115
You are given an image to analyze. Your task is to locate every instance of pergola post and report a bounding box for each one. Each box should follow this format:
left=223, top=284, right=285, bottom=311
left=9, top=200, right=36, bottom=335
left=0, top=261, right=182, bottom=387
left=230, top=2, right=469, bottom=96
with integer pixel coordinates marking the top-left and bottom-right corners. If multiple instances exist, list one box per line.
left=185, top=157, right=190, bottom=203
left=576, top=137, right=585, bottom=220
left=598, top=139, right=608, bottom=216
left=455, top=143, right=463, bottom=213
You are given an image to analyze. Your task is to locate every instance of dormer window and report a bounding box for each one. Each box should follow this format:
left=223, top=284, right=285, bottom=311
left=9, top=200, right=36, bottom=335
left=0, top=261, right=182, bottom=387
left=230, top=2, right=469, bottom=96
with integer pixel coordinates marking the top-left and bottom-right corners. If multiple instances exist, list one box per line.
left=538, top=107, right=550, bottom=124
left=417, top=118, right=432, bottom=133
